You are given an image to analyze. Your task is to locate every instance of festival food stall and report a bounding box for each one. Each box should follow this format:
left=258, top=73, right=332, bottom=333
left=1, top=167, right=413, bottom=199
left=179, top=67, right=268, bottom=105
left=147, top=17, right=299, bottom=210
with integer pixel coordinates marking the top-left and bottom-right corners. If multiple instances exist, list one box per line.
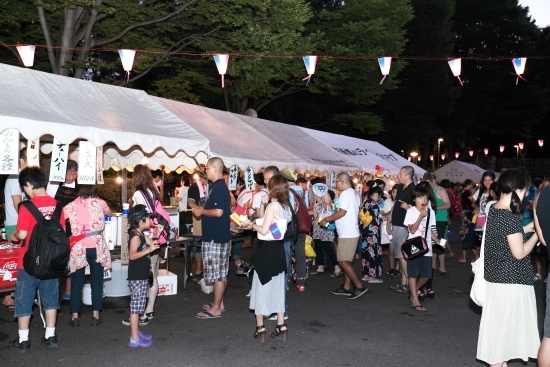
left=0, top=63, right=211, bottom=297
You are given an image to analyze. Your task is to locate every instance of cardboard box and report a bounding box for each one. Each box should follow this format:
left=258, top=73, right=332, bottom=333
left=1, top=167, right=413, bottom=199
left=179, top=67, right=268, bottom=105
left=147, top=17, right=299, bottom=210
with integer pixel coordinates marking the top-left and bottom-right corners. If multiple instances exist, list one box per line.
left=0, top=244, right=20, bottom=290
left=157, top=269, right=177, bottom=296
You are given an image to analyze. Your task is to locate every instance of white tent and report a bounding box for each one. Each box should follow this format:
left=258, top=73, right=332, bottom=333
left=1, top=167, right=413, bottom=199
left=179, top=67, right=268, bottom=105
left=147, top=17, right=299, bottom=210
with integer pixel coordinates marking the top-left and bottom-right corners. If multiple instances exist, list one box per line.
left=152, top=97, right=307, bottom=171
left=434, top=160, right=496, bottom=183
left=152, top=96, right=361, bottom=173
left=300, top=128, right=425, bottom=176
left=0, top=63, right=210, bottom=171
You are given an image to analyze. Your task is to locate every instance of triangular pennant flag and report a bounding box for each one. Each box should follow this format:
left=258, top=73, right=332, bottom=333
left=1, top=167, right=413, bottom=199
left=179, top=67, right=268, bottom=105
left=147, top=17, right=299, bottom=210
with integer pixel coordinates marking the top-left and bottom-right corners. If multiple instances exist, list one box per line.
left=118, top=49, right=136, bottom=82
left=302, top=55, right=318, bottom=85
left=213, top=54, right=230, bottom=88
left=378, top=57, right=392, bottom=84
left=16, top=45, right=35, bottom=67
left=448, top=58, right=463, bottom=86
left=511, top=57, right=527, bottom=85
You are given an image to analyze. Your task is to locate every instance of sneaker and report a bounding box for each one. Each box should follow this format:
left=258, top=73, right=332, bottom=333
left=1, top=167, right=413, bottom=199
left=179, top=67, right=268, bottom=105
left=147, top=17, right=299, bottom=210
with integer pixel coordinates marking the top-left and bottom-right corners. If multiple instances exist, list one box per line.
left=139, top=331, right=153, bottom=341
left=91, top=317, right=104, bottom=326
left=69, top=318, right=80, bottom=327
left=458, top=258, right=466, bottom=263
left=145, top=312, right=154, bottom=319
left=122, top=317, right=149, bottom=326
left=12, top=338, right=30, bottom=353
left=534, top=273, right=542, bottom=281
left=348, top=286, right=369, bottom=300
left=265, top=313, right=289, bottom=321
left=41, top=335, right=58, bottom=350
left=62, top=293, right=70, bottom=301
left=128, top=336, right=153, bottom=348
left=331, top=287, right=352, bottom=296
left=368, top=278, right=383, bottom=284
left=236, top=263, right=247, bottom=275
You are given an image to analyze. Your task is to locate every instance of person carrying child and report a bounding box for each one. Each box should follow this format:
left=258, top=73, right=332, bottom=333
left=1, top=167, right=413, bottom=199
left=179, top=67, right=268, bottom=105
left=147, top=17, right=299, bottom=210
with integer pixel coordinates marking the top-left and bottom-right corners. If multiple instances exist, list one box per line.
left=126, top=205, right=159, bottom=347
left=458, top=211, right=476, bottom=263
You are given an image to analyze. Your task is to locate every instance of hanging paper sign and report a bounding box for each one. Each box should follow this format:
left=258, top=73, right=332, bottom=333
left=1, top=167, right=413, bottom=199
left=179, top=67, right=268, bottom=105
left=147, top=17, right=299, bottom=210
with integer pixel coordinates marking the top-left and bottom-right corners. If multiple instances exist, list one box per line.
left=78, top=141, right=96, bottom=184
left=118, top=49, right=136, bottom=82
left=96, top=145, right=104, bottom=184
left=244, top=167, right=254, bottom=191
left=329, top=172, right=336, bottom=190
left=0, top=129, right=20, bottom=175
left=49, top=137, right=69, bottom=182
left=302, top=55, right=318, bottom=85
left=512, top=57, right=527, bottom=85
left=27, top=139, right=40, bottom=167
left=228, top=165, right=238, bottom=190
left=448, top=58, right=463, bottom=86
left=213, top=54, right=229, bottom=88
left=196, top=177, right=205, bottom=198
left=378, top=57, right=392, bottom=84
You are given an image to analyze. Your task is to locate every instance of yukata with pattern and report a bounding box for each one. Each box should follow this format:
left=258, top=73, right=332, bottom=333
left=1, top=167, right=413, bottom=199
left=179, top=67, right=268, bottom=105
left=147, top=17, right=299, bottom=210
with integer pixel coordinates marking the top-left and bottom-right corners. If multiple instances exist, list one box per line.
left=360, top=198, right=383, bottom=278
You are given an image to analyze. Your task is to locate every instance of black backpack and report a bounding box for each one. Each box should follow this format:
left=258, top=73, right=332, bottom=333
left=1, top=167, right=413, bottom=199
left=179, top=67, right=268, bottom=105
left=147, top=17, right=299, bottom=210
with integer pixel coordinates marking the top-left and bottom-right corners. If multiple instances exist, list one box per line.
left=21, top=201, right=70, bottom=280
left=283, top=201, right=299, bottom=246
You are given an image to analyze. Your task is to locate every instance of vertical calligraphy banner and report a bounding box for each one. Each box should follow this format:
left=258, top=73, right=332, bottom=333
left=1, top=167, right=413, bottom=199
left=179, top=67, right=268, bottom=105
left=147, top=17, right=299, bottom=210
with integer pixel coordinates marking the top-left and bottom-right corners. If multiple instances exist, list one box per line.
left=49, top=138, right=69, bottom=182
left=329, top=172, right=336, bottom=190
left=0, top=129, right=20, bottom=175
left=27, top=139, right=40, bottom=167
left=228, top=165, right=238, bottom=190
left=96, top=145, right=104, bottom=184
left=78, top=141, right=96, bottom=184
left=244, top=167, right=254, bottom=191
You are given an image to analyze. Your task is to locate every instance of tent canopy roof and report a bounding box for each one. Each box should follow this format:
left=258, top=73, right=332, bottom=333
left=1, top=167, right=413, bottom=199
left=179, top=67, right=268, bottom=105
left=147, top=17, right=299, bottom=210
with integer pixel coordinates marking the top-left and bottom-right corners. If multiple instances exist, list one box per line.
left=434, top=160, right=497, bottom=183
left=0, top=63, right=209, bottom=158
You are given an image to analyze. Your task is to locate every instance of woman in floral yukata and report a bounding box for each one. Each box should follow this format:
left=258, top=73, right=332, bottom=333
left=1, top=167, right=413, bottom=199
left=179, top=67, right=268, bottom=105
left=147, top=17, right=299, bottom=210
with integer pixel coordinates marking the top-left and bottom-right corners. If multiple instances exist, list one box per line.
left=360, top=184, right=384, bottom=283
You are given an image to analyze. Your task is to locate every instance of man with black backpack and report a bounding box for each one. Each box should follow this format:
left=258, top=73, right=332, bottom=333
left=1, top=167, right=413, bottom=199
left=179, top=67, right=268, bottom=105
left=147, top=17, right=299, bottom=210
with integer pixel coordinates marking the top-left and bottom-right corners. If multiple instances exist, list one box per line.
left=10, top=167, right=68, bottom=353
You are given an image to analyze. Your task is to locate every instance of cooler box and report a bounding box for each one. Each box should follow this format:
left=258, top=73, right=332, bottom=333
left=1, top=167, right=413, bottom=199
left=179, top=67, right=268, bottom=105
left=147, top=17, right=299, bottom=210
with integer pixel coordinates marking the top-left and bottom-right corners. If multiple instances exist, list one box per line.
left=0, top=244, right=20, bottom=290
left=157, top=269, right=177, bottom=296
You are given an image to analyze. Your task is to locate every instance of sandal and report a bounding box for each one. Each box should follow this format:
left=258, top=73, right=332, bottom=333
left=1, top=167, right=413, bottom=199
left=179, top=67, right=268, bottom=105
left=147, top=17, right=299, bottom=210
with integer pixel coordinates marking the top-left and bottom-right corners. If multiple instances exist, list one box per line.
left=253, top=325, right=266, bottom=338
left=270, top=323, right=288, bottom=337
left=330, top=270, right=344, bottom=278
left=417, top=289, right=426, bottom=302
left=395, top=285, right=410, bottom=294
left=425, top=288, right=435, bottom=299
left=411, top=304, right=427, bottom=312
left=310, top=270, right=325, bottom=275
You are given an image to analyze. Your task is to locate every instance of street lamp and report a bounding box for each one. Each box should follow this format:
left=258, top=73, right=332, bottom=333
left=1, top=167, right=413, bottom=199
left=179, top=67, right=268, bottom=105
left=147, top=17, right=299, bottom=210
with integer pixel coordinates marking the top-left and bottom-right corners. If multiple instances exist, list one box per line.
left=437, top=138, right=443, bottom=167
left=514, top=145, right=519, bottom=158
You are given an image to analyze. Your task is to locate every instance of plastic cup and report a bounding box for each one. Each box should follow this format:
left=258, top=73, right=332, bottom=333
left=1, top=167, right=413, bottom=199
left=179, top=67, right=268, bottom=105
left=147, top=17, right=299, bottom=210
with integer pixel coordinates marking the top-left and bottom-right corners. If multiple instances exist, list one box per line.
left=439, top=238, right=447, bottom=248
left=122, top=203, right=129, bottom=216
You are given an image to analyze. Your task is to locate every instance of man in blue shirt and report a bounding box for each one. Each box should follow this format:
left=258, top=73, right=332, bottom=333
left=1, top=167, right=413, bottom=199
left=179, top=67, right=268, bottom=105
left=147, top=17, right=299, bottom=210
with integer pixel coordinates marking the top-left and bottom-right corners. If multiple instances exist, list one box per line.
left=193, top=157, right=231, bottom=319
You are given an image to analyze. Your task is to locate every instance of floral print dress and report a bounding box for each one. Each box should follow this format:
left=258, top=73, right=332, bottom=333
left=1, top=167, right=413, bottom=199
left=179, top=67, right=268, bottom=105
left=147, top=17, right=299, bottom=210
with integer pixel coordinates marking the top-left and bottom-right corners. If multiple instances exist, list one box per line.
left=360, top=197, right=383, bottom=278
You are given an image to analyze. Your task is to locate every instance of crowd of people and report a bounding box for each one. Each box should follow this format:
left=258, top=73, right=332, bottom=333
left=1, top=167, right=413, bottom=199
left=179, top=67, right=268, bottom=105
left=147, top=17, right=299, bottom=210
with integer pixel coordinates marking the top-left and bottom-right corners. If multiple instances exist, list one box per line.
left=3, top=156, right=550, bottom=366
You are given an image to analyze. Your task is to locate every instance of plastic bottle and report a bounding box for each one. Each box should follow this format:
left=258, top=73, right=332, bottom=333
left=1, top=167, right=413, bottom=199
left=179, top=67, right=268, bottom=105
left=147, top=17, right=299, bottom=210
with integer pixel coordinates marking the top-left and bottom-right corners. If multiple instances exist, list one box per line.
left=1, top=228, right=6, bottom=241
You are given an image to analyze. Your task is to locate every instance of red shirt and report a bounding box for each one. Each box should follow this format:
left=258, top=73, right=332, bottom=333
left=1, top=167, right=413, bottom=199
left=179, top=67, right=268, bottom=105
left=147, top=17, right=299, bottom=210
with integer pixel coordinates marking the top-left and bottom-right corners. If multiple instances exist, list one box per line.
left=16, top=195, right=65, bottom=269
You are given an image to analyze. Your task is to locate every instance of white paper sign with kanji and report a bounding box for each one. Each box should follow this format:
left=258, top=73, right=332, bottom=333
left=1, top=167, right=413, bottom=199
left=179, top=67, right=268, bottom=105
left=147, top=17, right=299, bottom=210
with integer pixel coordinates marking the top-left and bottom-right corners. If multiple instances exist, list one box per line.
left=49, top=137, right=69, bottom=182
left=228, top=165, right=238, bottom=190
left=0, top=129, right=20, bottom=175
left=96, top=145, right=104, bottom=185
left=78, top=141, right=96, bottom=184
left=244, top=167, right=254, bottom=191
left=27, top=139, right=40, bottom=167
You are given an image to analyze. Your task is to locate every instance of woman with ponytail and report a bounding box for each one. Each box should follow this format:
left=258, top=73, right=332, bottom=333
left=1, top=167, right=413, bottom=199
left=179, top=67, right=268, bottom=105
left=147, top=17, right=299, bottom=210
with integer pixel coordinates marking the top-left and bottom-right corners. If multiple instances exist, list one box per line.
left=476, top=169, right=540, bottom=366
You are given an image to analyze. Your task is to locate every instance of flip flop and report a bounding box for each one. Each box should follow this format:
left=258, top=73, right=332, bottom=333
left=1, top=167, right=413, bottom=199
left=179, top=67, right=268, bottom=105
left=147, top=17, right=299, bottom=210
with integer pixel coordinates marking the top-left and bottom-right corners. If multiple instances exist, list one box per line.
left=202, top=303, right=226, bottom=312
left=1, top=304, right=15, bottom=311
left=196, top=310, right=222, bottom=319
left=411, top=304, right=427, bottom=312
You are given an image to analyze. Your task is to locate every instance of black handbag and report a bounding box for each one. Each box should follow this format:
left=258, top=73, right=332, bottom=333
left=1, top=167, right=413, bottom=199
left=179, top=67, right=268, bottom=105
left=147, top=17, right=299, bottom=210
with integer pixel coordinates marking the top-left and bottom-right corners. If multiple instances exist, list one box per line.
left=401, top=209, right=430, bottom=260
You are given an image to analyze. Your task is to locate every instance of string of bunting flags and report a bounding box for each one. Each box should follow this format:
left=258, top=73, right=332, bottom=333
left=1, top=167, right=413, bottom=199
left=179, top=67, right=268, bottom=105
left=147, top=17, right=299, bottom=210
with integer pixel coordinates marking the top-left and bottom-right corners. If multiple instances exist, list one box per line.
left=13, top=44, right=534, bottom=86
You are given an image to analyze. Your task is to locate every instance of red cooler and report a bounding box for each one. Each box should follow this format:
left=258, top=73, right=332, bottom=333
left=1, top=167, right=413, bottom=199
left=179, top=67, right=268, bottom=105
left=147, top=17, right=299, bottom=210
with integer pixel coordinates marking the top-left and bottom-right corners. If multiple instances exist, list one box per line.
left=0, top=243, right=20, bottom=290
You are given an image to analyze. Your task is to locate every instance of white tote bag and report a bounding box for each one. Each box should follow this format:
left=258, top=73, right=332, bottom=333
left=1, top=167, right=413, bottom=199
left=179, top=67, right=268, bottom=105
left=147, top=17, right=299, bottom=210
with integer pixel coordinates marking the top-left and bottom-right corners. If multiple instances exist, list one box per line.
left=255, top=203, right=287, bottom=241
left=470, top=214, right=489, bottom=306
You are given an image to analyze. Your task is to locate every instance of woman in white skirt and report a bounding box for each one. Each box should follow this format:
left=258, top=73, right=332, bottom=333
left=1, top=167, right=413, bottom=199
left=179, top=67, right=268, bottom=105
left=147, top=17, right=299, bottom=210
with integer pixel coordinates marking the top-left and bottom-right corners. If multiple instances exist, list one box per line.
left=477, top=169, right=540, bottom=366
left=244, top=174, right=292, bottom=339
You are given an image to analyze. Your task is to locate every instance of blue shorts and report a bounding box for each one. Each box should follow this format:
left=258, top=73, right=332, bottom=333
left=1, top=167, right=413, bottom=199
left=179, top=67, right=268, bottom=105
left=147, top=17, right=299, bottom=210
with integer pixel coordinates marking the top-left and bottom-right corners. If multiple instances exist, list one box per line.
left=14, top=269, right=59, bottom=318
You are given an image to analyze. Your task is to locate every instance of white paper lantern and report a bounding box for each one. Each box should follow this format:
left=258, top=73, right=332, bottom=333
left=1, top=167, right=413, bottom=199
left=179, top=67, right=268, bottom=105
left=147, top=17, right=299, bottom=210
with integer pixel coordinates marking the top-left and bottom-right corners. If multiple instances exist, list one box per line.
left=213, top=54, right=229, bottom=88
left=16, top=45, right=35, bottom=67
left=448, top=58, right=463, bottom=86
left=302, top=55, right=318, bottom=85
left=378, top=57, right=392, bottom=84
